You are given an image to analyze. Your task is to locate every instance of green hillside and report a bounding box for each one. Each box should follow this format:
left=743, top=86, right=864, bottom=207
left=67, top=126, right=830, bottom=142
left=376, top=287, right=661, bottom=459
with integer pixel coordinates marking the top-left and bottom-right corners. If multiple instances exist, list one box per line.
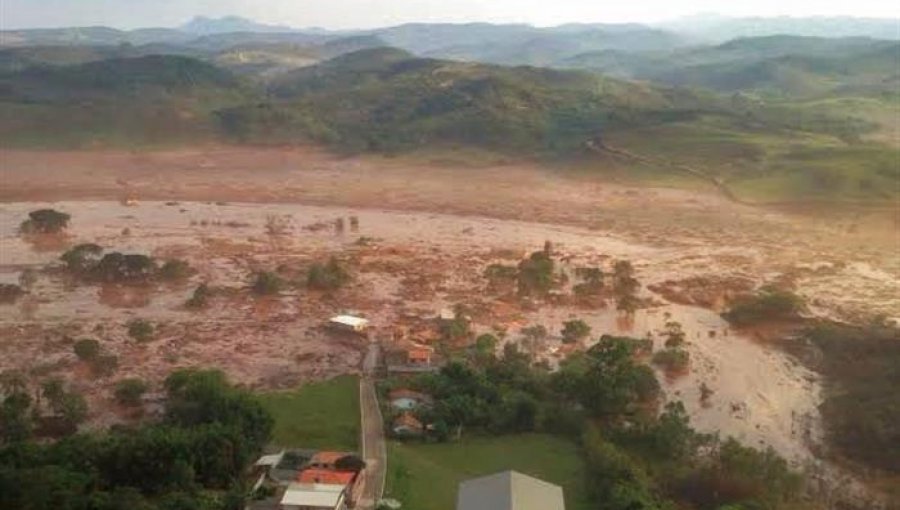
left=0, top=47, right=896, bottom=203
left=0, top=55, right=254, bottom=147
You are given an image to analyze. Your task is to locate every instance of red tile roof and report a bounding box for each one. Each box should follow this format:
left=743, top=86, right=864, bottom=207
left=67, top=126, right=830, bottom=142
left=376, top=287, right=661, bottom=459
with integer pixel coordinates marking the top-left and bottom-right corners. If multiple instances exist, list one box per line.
left=297, top=469, right=356, bottom=486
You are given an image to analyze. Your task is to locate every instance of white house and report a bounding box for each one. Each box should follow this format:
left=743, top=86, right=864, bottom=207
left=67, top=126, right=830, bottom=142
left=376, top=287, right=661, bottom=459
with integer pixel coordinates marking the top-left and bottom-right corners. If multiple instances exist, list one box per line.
left=328, top=315, right=369, bottom=333
left=456, top=471, right=565, bottom=510
left=280, top=482, right=348, bottom=510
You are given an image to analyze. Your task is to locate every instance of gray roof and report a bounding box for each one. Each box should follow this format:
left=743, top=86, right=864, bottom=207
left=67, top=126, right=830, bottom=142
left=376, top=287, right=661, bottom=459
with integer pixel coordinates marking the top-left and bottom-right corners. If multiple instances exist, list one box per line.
left=456, top=471, right=565, bottom=510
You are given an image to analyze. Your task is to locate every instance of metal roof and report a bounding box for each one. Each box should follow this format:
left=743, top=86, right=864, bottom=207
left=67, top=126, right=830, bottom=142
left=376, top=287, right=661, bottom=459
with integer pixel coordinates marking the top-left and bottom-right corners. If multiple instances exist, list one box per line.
left=329, top=315, right=369, bottom=327
left=456, top=471, right=565, bottom=510
left=280, top=482, right=345, bottom=508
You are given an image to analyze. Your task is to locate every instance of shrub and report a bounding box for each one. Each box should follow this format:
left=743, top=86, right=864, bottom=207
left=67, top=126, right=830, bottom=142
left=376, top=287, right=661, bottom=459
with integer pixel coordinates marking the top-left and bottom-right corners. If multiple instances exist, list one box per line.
left=186, top=283, right=211, bottom=308
left=93, top=253, right=157, bottom=283
left=114, top=378, right=148, bottom=406
left=561, top=319, right=591, bottom=344
left=723, top=287, right=805, bottom=326
left=159, top=259, right=192, bottom=280
left=60, top=243, right=104, bottom=273
left=0, top=284, right=25, bottom=304
left=252, top=271, right=283, bottom=295
left=90, top=354, right=119, bottom=378
left=73, top=338, right=101, bottom=361
left=307, top=257, right=350, bottom=290
left=517, top=251, right=555, bottom=295
left=652, top=348, right=690, bottom=373
left=127, top=319, right=154, bottom=342
left=20, top=209, right=70, bottom=234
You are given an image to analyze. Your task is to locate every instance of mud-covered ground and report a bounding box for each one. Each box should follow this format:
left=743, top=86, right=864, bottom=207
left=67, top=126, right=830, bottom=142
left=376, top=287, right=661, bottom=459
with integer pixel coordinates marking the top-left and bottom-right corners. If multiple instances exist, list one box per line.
left=0, top=147, right=897, bottom=474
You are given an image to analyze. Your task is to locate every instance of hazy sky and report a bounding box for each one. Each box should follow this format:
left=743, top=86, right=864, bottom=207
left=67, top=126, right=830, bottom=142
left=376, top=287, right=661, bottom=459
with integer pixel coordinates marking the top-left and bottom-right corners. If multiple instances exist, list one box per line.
left=2, top=0, right=899, bottom=30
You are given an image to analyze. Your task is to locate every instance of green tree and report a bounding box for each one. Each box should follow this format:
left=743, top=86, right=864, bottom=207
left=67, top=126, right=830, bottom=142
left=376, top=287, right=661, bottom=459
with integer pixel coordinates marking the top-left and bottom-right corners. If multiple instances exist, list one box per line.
left=127, top=319, right=154, bottom=342
left=73, top=339, right=101, bottom=361
left=0, top=391, right=33, bottom=443
left=307, top=257, right=350, bottom=290
left=561, top=319, right=591, bottom=344
left=20, top=209, right=71, bottom=234
left=252, top=271, right=283, bottom=295
left=60, top=243, right=104, bottom=273
left=114, top=379, right=148, bottom=407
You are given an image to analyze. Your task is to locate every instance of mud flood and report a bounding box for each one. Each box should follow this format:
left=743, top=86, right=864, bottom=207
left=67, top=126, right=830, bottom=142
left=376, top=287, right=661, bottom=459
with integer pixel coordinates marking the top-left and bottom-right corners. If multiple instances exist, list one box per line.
left=0, top=199, right=867, bottom=468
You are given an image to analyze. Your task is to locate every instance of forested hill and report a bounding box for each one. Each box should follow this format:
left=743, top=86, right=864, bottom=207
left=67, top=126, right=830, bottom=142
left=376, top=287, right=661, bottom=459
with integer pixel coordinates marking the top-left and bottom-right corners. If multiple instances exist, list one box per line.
left=0, top=45, right=897, bottom=203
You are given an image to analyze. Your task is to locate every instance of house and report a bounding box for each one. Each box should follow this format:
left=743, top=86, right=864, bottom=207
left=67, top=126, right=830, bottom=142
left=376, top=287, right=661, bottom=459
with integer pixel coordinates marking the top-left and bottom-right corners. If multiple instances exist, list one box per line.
left=307, top=451, right=352, bottom=471
left=392, top=411, right=424, bottom=437
left=328, top=315, right=369, bottom=333
left=388, top=389, right=433, bottom=410
left=456, top=471, right=565, bottom=510
left=250, top=450, right=286, bottom=491
left=407, top=344, right=434, bottom=366
left=297, top=469, right=356, bottom=487
left=279, top=482, right=348, bottom=510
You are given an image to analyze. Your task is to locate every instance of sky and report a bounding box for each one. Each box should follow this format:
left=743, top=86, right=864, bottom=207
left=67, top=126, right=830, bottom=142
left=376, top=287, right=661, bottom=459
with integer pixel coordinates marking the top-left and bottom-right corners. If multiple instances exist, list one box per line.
left=2, top=0, right=899, bottom=30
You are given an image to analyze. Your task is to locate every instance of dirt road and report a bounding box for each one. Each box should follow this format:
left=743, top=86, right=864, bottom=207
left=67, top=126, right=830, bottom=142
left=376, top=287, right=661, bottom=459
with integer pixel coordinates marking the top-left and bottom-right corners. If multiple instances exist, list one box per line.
left=358, top=340, right=386, bottom=509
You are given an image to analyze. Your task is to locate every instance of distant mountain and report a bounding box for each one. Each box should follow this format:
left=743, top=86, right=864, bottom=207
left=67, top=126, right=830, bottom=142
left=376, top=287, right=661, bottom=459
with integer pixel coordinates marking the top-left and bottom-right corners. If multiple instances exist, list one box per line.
left=179, top=16, right=296, bottom=35
left=661, top=14, right=900, bottom=41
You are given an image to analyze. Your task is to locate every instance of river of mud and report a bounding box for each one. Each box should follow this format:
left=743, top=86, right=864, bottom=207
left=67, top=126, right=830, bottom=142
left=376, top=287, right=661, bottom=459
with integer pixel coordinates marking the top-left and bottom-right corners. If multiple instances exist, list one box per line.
left=0, top=200, right=892, bottom=467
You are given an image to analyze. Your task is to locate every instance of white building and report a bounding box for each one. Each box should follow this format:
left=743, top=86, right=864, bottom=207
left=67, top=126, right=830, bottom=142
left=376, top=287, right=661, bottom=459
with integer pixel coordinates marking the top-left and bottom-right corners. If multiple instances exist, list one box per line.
left=328, top=315, right=370, bottom=333
left=280, top=482, right=348, bottom=510
left=456, top=471, right=565, bottom=510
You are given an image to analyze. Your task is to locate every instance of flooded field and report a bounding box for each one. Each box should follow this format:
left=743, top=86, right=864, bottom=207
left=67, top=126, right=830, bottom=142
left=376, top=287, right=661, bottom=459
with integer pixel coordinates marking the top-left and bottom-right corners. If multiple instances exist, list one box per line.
left=2, top=198, right=875, bottom=466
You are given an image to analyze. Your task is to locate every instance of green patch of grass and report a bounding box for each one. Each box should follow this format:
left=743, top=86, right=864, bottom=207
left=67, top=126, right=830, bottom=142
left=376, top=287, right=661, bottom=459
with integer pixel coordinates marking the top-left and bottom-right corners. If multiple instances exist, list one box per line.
left=385, top=434, right=591, bottom=510
left=259, top=375, right=360, bottom=451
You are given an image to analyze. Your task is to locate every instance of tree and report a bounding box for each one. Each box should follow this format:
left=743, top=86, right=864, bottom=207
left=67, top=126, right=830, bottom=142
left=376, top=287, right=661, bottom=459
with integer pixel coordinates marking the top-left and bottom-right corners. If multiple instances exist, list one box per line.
left=517, top=251, right=555, bottom=295
left=58, top=393, right=88, bottom=430
left=127, top=319, right=154, bottom=342
left=90, top=354, right=119, bottom=379
left=60, top=243, right=104, bottom=273
left=663, top=321, right=686, bottom=348
left=114, top=379, right=148, bottom=407
left=561, top=319, right=591, bottom=344
left=185, top=283, right=211, bottom=309
left=159, top=260, right=192, bottom=280
left=20, top=209, right=70, bottom=234
left=0, top=391, right=33, bottom=443
left=252, top=271, right=283, bottom=295
left=73, top=339, right=101, bottom=361
left=307, top=257, right=350, bottom=290
left=722, top=287, right=805, bottom=326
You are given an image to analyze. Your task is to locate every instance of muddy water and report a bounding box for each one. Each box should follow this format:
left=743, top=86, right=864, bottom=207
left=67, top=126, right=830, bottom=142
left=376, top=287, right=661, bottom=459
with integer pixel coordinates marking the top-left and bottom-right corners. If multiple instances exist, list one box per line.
left=0, top=200, right=885, bottom=465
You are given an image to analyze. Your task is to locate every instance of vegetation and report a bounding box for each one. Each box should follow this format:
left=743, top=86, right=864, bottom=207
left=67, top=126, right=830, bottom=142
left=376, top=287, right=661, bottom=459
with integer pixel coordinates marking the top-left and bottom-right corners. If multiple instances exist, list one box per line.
left=306, top=257, right=351, bottom=290
left=258, top=375, right=359, bottom=450
left=723, top=287, right=805, bottom=326
left=652, top=348, right=691, bottom=374
left=0, top=369, right=272, bottom=510
left=386, top=434, right=592, bottom=510
left=127, top=319, right=155, bottom=342
left=60, top=244, right=192, bottom=285
left=114, top=378, right=148, bottom=407
left=561, top=319, right=591, bottom=344
left=185, top=282, right=212, bottom=309
left=252, top=271, right=283, bottom=295
left=517, top=250, right=556, bottom=295
left=72, top=338, right=101, bottom=361
left=19, top=209, right=70, bottom=234
left=0, top=284, right=25, bottom=304
left=806, top=322, right=900, bottom=473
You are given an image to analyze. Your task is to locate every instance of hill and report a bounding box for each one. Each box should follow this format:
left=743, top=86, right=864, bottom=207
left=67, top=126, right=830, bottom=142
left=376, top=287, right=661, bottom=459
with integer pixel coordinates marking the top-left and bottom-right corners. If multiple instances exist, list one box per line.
left=0, top=48, right=896, bottom=203
left=661, top=14, right=900, bottom=41
left=0, top=55, right=253, bottom=147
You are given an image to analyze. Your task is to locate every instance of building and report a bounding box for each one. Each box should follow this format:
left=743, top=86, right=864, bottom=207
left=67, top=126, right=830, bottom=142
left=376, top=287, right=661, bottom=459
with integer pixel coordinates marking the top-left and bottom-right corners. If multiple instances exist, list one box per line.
left=388, top=389, right=433, bottom=410
left=456, top=471, right=565, bottom=510
left=307, top=451, right=352, bottom=471
left=391, top=411, right=424, bottom=437
left=328, top=315, right=369, bottom=333
left=279, top=482, right=348, bottom=510
left=406, top=344, right=434, bottom=366
left=297, top=469, right=356, bottom=487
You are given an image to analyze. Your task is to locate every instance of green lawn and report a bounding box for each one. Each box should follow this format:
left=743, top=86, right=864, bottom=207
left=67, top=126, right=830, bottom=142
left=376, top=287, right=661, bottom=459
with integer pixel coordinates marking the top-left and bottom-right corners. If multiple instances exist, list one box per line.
left=385, top=434, right=591, bottom=510
left=259, top=375, right=360, bottom=451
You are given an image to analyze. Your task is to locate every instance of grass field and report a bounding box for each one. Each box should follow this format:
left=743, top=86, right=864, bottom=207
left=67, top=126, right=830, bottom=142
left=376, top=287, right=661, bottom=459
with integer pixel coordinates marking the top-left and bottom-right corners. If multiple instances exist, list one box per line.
left=384, top=434, right=591, bottom=510
left=259, top=375, right=360, bottom=451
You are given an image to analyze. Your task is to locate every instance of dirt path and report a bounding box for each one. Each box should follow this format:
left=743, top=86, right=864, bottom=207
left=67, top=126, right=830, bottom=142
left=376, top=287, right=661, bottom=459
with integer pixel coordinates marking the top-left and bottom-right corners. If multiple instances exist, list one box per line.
left=358, top=340, right=386, bottom=509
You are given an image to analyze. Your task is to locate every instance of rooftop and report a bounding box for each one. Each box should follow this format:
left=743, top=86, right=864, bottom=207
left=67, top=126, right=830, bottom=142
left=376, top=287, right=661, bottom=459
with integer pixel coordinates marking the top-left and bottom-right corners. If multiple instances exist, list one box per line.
left=456, top=471, right=565, bottom=510
left=297, top=468, right=356, bottom=486
left=309, top=451, right=351, bottom=466
left=329, top=315, right=369, bottom=327
left=280, top=482, right=345, bottom=508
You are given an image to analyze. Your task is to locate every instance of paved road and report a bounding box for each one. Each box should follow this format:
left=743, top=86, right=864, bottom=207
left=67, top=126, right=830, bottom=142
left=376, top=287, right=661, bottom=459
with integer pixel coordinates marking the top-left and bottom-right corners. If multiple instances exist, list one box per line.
left=358, top=340, right=386, bottom=509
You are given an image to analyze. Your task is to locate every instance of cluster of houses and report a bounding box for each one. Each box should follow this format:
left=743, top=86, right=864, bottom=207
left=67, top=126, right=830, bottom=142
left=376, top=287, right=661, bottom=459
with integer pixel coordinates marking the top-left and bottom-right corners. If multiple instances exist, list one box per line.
left=253, top=449, right=366, bottom=510
left=387, top=388, right=434, bottom=437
